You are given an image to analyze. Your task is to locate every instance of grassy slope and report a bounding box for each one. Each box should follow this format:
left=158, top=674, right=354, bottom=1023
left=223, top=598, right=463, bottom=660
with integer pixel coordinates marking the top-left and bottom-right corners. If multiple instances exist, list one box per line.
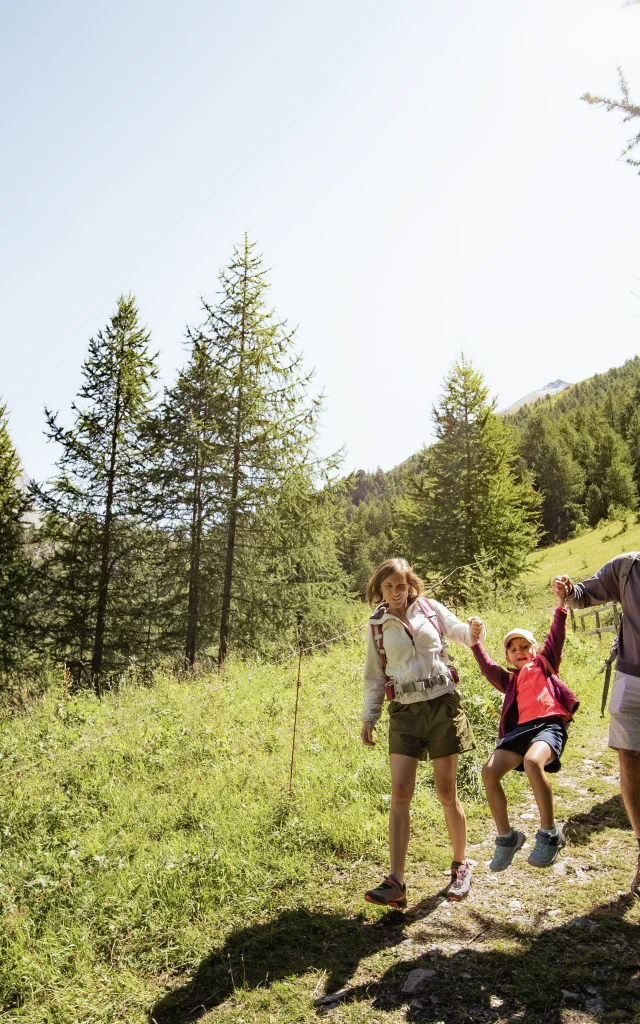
left=1, top=523, right=640, bottom=1023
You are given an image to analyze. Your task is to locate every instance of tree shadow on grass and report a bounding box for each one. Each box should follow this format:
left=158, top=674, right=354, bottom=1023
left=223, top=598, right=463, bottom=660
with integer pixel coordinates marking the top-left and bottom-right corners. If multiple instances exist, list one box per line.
left=150, top=891, right=640, bottom=1024
left=149, top=890, right=449, bottom=1023
left=563, top=794, right=631, bottom=846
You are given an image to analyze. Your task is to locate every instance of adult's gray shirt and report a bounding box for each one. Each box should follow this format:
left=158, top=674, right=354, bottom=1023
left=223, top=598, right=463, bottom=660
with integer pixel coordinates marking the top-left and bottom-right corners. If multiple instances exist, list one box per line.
left=567, top=554, right=640, bottom=678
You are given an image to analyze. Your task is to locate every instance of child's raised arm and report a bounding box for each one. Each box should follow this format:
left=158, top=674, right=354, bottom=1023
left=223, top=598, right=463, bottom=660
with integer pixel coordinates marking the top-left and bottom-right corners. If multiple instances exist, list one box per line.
left=540, top=589, right=568, bottom=671
left=553, top=578, right=568, bottom=608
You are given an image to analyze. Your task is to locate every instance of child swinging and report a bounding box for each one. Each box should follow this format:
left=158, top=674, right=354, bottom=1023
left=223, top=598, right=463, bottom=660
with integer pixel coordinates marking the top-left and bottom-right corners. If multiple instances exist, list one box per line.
left=468, top=581, right=579, bottom=870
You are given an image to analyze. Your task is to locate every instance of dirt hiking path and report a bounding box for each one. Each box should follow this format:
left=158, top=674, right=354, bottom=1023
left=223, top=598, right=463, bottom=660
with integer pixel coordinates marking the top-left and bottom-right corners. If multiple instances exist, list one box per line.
left=151, top=740, right=640, bottom=1024
left=315, top=744, right=640, bottom=1024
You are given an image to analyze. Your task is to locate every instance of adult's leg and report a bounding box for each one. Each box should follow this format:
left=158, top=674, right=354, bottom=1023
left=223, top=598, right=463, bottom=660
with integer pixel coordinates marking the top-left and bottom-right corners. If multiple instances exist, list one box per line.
left=522, top=741, right=557, bottom=831
left=618, top=748, right=640, bottom=837
left=432, top=753, right=467, bottom=863
left=481, top=748, right=524, bottom=835
left=389, top=753, right=419, bottom=884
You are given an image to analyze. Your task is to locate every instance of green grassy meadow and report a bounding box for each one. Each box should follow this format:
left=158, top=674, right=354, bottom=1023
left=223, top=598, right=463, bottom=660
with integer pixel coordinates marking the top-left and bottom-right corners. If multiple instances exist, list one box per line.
left=1, top=522, right=640, bottom=1022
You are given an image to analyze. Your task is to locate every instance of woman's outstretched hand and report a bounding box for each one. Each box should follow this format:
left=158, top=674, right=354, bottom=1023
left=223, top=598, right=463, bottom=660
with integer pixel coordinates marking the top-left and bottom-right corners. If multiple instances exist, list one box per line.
left=360, top=722, right=376, bottom=746
left=467, top=616, right=484, bottom=645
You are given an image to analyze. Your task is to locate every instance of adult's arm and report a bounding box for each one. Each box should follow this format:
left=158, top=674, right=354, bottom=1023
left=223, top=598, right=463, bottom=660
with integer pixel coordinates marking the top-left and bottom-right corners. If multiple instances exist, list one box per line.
left=433, top=600, right=487, bottom=647
left=362, top=625, right=387, bottom=725
left=471, top=642, right=510, bottom=694
left=566, top=556, right=624, bottom=609
left=540, top=606, right=567, bottom=672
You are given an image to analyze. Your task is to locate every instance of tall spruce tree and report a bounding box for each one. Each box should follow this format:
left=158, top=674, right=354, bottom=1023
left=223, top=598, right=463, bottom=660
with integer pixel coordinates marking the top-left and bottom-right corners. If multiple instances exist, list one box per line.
left=396, top=356, right=540, bottom=596
left=0, top=405, right=34, bottom=675
left=38, top=295, right=157, bottom=688
left=194, top=235, right=327, bottom=665
left=150, top=335, right=228, bottom=667
left=238, top=467, right=350, bottom=650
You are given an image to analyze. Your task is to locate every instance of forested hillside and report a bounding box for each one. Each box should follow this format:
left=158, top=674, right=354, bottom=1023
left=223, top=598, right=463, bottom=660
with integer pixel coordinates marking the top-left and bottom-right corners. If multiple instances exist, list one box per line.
left=511, top=357, right=640, bottom=541
left=338, top=357, right=640, bottom=597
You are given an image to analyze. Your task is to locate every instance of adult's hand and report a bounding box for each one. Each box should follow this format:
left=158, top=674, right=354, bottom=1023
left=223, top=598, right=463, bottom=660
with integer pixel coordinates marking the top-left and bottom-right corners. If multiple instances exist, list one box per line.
left=553, top=574, right=573, bottom=604
left=360, top=722, right=376, bottom=746
left=467, top=616, right=484, bottom=644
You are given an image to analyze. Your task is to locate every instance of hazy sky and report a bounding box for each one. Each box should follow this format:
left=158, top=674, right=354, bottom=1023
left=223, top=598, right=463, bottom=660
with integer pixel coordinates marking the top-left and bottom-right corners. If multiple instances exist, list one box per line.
left=1, top=0, right=639, bottom=481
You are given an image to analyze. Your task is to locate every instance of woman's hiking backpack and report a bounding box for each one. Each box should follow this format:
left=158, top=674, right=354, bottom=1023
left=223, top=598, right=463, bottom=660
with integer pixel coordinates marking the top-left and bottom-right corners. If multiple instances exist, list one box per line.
left=370, top=596, right=459, bottom=701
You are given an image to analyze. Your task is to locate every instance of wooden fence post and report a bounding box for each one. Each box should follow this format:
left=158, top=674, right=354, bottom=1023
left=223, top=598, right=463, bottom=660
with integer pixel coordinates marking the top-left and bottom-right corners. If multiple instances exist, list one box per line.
left=288, top=644, right=303, bottom=795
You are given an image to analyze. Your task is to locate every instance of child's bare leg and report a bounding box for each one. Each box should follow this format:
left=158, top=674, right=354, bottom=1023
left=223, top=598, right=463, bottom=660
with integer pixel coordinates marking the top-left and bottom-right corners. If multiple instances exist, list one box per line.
left=482, top=749, right=524, bottom=834
left=523, top=741, right=557, bottom=831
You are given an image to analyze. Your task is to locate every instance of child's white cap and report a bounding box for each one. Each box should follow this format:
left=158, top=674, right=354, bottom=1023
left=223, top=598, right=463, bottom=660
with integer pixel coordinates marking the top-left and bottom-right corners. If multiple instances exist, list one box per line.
left=503, top=628, right=536, bottom=652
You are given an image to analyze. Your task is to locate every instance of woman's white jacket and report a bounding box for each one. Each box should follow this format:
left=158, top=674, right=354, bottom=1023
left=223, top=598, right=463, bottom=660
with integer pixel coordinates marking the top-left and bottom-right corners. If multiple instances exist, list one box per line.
left=362, top=599, right=485, bottom=725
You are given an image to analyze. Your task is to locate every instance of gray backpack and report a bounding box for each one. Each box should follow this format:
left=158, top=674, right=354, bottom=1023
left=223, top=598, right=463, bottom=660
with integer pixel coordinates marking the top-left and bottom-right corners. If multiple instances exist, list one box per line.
left=600, top=552, right=640, bottom=716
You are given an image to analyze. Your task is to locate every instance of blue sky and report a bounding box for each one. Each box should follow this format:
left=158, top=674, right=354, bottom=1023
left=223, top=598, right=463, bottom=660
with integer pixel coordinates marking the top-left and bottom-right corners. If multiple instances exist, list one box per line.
left=1, top=0, right=639, bottom=481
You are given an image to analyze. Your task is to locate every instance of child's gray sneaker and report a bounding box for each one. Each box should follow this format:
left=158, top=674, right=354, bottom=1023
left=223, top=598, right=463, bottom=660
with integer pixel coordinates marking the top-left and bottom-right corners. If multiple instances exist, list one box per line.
left=489, top=829, right=526, bottom=872
left=527, top=828, right=566, bottom=868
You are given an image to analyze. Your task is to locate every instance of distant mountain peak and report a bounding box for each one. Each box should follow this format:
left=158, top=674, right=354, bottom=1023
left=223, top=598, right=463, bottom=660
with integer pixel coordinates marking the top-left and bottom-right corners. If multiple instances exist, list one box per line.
left=499, top=379, right=573, bottom=417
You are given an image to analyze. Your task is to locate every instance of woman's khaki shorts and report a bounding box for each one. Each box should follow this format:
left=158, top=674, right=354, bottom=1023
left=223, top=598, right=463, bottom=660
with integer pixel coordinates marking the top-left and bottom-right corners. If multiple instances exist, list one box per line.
left=609, top=670, right=640, bottom=751
left=387, top=691, right=476, bottom=761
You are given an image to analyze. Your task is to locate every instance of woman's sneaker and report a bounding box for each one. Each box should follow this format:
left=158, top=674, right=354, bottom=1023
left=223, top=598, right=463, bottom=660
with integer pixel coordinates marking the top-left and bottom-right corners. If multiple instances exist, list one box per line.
left=527, top=828, right=566, bottom=867
left=364, top=874, right=407, bottom=909
left=489, top=830, right=526, bottom=872
left=448, top=861, right=473, bottom=901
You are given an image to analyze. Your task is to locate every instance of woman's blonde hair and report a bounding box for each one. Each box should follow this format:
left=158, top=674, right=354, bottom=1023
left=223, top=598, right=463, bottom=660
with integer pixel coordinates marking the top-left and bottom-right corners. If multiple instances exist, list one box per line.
left=365, top=557, right=424, bottom=607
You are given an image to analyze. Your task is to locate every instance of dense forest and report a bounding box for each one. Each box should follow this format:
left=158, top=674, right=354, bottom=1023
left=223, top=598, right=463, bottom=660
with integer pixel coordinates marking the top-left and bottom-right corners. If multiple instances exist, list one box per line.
left=1, top=235, right=638, bottom=691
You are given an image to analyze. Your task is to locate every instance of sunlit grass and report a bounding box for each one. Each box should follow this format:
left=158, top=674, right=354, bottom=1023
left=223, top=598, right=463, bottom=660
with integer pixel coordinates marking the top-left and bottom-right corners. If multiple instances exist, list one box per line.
left=0, top=523, right=630, bottom=1022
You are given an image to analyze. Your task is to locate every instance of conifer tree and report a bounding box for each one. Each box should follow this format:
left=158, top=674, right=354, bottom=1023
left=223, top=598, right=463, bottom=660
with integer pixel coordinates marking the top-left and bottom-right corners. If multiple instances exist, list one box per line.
left=149, top=336, right=228, bottom=667
left=521, top=415, right=585, bottom=542
left=396, top=356, right=540, bottom=595
left=38, top=295, right=157, bottom=688
left=0, top=405, right=33, bottom=675
left=234, top=468, right=351, bottom=650
left=195, top=235, right=327, bottom=665
left=583, top=65, right=640, bottom=174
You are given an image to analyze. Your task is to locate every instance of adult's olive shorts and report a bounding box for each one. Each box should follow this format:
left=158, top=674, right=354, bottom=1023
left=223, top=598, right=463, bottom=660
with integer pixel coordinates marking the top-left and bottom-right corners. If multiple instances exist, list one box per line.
left=387, top=691, right=476, bottom=761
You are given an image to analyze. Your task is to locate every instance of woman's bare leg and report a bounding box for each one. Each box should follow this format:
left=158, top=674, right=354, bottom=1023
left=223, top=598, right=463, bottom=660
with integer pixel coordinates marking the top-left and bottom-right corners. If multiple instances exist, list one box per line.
left=432, top=753, right=466, bottom=862
left=389, top=753, right=419, bottom=883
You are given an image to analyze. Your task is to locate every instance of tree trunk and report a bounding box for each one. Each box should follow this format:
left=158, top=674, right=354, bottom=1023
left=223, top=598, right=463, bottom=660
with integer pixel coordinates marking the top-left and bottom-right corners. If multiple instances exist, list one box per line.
left=185, top=449, right=203, bottom=668
left=91, top=353, right=123, bottom=689
left=218, top=245, right=249, bottom=667
left=218, top=462, right=239, bottom=668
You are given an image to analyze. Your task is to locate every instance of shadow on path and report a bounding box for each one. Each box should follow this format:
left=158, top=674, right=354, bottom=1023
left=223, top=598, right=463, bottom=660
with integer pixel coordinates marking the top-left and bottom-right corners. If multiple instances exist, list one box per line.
left=564, top=794, right=630, bottom=846
left=323, top=895, right=640, bottom=1023
left=149, top=889, right=449, bottom=1022
left=150, top=885, right=640, bottom=1023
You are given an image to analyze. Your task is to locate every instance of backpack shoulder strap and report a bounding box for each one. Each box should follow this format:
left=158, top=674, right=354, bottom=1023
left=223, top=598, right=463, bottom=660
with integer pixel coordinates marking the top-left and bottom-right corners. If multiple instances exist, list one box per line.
left=619, top=552, right=640, bottom=606
left=370, top=605, right=389, bottom=678
left=416, top=596, right=443, bottom=638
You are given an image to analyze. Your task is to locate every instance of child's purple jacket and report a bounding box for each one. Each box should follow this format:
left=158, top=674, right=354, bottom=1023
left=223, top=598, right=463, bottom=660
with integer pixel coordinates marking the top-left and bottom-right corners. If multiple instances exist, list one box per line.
left=471, top=607, right=580, bottom=739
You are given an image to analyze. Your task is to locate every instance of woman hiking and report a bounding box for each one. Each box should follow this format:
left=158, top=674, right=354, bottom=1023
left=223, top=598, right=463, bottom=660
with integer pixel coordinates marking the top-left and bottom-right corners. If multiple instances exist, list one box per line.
left=360, top=557, right=483, bottom=907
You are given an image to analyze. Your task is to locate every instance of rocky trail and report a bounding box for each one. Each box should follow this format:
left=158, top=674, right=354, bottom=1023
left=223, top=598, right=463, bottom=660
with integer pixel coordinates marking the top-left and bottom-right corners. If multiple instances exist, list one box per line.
left=153, top=742, right=640, bottom=1024
left=310, top=746, right=640, bottom=1024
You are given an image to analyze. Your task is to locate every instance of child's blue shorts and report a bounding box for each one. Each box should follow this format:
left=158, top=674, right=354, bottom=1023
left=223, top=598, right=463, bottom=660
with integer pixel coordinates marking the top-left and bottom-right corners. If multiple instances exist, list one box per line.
left=496, top=715, right=567, bottom=773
